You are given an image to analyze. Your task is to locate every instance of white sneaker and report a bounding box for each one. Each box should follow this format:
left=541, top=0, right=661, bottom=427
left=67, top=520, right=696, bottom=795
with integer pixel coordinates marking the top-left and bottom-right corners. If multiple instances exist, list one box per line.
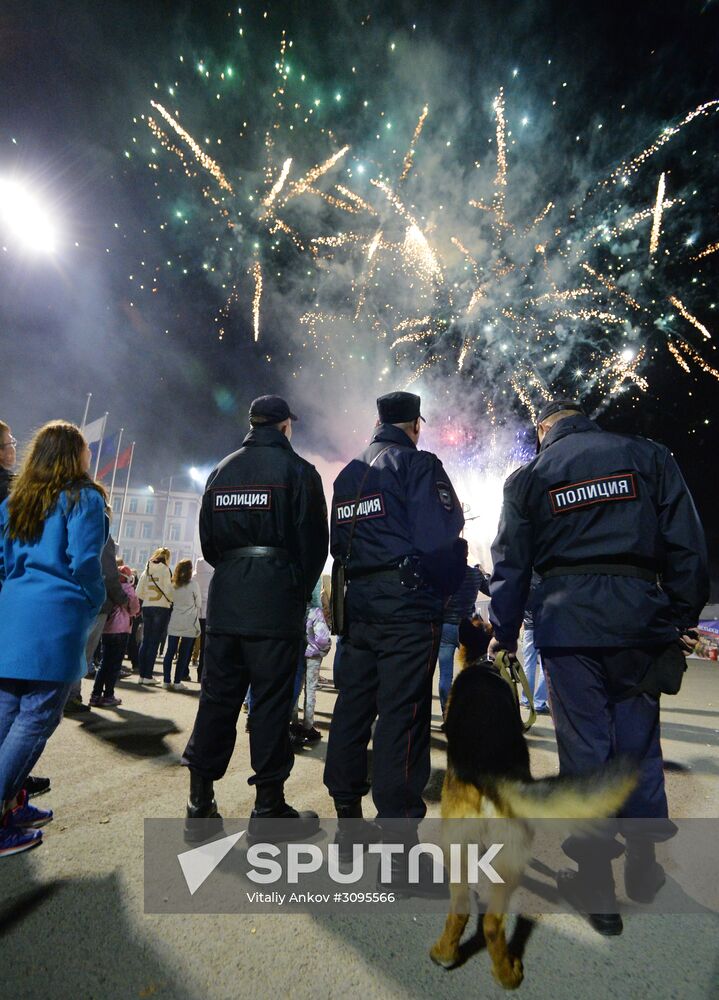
left=139, top=677, right=159, bottom=686
left=173, top=682, right=188, bottom=690
left=163, top=682, right=173, bottom=690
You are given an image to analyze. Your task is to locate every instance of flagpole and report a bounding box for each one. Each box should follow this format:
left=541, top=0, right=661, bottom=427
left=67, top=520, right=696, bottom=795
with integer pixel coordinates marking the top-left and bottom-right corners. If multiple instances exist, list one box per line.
left=93, top=412, right=109, bottom=479
left=108, top=428, right=124, bottom=504
left=80, top=393, right=92, bottom=430
left=117, top=442, right=135, bottom=543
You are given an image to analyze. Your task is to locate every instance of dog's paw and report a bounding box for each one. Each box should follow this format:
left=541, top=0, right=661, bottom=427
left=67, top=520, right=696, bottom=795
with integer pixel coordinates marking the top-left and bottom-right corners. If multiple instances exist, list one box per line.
left=492, top=955, right=524, bottom=990
left=429, top=942, right=459, bottom=970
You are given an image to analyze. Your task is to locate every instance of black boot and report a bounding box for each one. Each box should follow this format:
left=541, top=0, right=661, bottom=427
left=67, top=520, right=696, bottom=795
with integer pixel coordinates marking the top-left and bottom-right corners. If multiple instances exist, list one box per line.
left=557, top=860, right=623, bottom=936
left=184, top=771, right=223, bottom=843
left=246, top=783, right=319, bottom=844
left=334, top=801, right=381, bottom=866
left=376, top=829, right=447, bottom=899
left=624, top=841, right=665, bottom=903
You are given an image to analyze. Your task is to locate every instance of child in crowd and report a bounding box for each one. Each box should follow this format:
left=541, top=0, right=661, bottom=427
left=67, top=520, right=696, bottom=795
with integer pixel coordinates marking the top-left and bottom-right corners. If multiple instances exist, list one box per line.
left=90, top=565, right=140, bottom=707
left=291, top=582, right=331, bottom=748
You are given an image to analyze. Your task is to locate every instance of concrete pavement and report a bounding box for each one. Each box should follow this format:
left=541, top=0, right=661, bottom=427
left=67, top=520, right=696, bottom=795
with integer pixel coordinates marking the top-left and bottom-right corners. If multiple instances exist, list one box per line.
left=1, top=656, right=718, bottom=999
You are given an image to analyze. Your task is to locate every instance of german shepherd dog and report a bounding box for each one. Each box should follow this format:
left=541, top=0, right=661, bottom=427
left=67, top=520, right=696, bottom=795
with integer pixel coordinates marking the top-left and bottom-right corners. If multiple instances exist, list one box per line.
left=430, top=619, right=636, bottom=989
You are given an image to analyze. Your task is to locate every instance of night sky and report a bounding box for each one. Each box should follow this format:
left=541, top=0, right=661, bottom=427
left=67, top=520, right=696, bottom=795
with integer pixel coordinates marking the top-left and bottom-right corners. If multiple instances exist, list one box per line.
left=1, top=1, right=717, bottom=589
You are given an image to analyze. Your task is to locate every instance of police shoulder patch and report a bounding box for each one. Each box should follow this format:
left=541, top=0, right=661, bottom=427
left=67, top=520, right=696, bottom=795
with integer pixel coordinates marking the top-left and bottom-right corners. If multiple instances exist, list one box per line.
left=436, top=480, right=454, bottom=511
left=548, top=472, right=638, bottom=515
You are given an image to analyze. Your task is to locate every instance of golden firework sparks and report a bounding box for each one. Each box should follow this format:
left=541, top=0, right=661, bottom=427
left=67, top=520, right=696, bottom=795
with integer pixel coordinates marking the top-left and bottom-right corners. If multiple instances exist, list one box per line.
left=399, top=105, right=429, bottom=184
left=668, top=295, right=712, bottom=340
left=649, top=172, right=666, bottom=256
left=251, top=260, right=263, bottom=342
left=150, top=101, right=233, bottom=192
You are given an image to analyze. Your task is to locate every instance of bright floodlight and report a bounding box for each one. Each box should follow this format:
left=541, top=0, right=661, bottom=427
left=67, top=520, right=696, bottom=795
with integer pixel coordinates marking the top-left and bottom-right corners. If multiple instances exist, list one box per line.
left=189, top=466, right=204, bottom=483
left=0, top=179, right=57, bottom=253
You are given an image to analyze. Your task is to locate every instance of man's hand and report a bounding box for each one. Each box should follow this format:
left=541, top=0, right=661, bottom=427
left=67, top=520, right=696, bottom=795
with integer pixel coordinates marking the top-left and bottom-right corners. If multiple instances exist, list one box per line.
left=678, top=629, right=699, bottom=654
left=488, top=636, right=518, bottom=658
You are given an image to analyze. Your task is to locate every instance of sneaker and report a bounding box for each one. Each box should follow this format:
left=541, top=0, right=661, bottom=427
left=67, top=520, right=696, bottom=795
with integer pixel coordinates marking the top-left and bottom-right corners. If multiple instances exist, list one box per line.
left=5, top=789, right=53, bottom=829
left=25, top=776, right=51, bottom=798
left=303, top=727, right=322, bottom=744
left=63, top=696, right=88, bottom=714
left=102, top=695, right=123, bottom=707
left=120, top=667, right=133, bottom=678
left=173, top=682, right=189, bottom=690
left=89, top=694, right=105, bottom=707
left=163, top=682, right=174, bottom=690
left=139, top=677, right=159, bottom=686
left=0, top=824, right=43, bottom=858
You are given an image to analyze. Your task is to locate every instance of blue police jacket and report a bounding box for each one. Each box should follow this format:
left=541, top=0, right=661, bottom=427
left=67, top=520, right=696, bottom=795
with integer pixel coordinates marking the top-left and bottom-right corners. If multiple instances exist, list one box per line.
left=489, top=414, right=709, bottom=648
left=332, top=423, right=467, bottom=622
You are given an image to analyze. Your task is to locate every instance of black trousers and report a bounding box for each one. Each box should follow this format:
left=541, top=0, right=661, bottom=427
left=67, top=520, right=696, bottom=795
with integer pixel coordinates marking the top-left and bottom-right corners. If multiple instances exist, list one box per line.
left=182, top=631, right=302, bottom=787
left=197, top=618, right=207, bottom=682
left=324, top=619, right=440, bottom=820
left=542, top=646, right=671, bottom=862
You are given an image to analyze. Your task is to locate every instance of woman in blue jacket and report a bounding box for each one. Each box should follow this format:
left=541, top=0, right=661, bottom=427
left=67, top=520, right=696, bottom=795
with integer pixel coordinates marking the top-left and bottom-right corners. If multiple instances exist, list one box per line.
left=0, top=421, right=108, bottom=857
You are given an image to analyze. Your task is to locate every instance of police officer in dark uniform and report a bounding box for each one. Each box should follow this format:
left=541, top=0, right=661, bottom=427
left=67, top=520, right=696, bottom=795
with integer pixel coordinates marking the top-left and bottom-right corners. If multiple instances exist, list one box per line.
left=324, top=391, right=466, bottom=876
left=182, top=395, right=328, bottom=839
left=488, top=399, right=709, bottom=934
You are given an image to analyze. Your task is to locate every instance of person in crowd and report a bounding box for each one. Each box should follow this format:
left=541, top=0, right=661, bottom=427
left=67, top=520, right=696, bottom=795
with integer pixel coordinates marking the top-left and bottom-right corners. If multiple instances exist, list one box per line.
left=193, top=555, right=214, bottom=683
left=123, top=568, right=141, bottom=675
left=291, top=582, right=332, bottom=749
left=0, top=419, right=51, bottom=800
left=135, top=547, right=173, bottom=685
left=90, top=564, right=140, bottom=707
left=0, top=421, right=107, bottom=857
left=182, top=395, right=328, bottom=841
left=521, top=607, right=549, bottom=714
left=65, top=533, right=128, bottom=711
left=162, top=558, right=202, bottom=689
left=324, top=391, right=466, bottom=891
left=437, top=562, right=490, bottom=716
left=488, top=398, right=709, bottom=935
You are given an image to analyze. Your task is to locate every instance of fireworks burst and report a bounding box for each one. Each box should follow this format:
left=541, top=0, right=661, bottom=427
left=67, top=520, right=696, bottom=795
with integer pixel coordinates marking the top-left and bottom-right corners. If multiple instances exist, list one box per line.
left=132, top=12, right=719, bottom=423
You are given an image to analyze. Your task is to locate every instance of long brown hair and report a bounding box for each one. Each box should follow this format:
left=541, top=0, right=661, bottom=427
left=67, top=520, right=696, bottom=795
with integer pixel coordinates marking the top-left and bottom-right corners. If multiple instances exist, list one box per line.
left=172, top=558, right=193, bottom=587
left=6, top=421, right=107, bottom=543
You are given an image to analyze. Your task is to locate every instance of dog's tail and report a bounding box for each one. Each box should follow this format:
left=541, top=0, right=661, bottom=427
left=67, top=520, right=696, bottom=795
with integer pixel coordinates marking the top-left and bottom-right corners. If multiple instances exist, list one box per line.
left=495, top=757, right=637, bottom=821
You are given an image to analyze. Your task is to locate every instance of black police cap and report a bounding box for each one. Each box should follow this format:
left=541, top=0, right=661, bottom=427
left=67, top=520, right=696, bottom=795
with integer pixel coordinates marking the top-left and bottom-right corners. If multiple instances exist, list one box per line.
left=536, top=398, right=585, bottom=425
left=376, top=391, right=426, bottom=424
left=249, top=395, right=298, bottom=424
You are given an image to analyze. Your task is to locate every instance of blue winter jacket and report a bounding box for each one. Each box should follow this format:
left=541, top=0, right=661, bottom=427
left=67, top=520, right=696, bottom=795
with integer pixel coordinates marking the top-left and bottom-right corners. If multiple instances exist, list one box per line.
left=0, top=486, right=108, bottom=682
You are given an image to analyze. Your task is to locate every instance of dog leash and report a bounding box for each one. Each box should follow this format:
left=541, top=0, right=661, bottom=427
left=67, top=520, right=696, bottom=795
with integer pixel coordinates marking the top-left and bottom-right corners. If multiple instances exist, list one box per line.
left=495, top=650, right=537, bottom=732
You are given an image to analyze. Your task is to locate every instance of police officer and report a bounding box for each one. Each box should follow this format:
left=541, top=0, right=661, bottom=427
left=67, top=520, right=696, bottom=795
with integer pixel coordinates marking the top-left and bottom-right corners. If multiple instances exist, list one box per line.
left=324, top=392, right=466, bottom=879
left=182, top=395, right=328, bottom=840
left=488, top=399, right=709, bottom=934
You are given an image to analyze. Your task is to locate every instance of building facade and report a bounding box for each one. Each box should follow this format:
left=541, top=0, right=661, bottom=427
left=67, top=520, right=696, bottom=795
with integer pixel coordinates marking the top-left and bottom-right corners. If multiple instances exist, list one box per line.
left=111, top=486, right=202, bottom=572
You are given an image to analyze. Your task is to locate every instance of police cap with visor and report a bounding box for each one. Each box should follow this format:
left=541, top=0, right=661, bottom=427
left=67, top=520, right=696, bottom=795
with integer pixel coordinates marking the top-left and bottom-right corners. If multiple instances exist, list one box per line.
left=376, top=391, right=426, bottom=424
left=536, top=398, right=585, bottom=451
left=249, top=395, right=298, bottom=424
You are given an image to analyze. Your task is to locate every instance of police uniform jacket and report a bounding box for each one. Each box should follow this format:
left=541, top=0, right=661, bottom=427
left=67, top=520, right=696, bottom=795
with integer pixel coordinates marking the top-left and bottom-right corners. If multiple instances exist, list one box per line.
left=331, top=424, right=466, bottom=623
left=489, top=414, right=709, bottom=649
left=200, top=425, right=328, bottom=638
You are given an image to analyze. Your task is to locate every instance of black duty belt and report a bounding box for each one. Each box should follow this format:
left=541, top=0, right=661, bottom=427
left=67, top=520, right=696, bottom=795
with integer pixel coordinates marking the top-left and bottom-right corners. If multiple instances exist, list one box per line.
left=541, top=563, right=657, bottom=584
left=346, top=566, right=401, bottom=582
left=222, top=546, right=290, bottom=561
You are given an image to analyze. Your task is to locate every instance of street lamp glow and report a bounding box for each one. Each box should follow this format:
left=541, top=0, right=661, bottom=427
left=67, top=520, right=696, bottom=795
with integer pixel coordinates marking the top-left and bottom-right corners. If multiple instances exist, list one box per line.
left=0, top=179, right=58, bottom=253
left=189, top=466, right=204, bottom=483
